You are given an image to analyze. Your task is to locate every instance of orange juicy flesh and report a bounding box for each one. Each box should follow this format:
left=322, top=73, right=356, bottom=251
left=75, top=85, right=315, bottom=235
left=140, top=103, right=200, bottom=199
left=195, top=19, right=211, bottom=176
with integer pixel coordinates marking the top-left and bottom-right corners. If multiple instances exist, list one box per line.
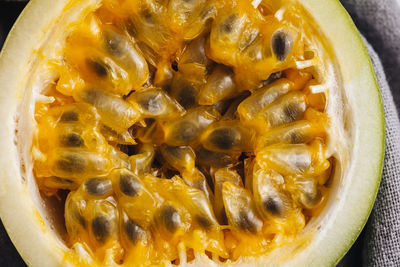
left=33, top=0, right=333, bottom=265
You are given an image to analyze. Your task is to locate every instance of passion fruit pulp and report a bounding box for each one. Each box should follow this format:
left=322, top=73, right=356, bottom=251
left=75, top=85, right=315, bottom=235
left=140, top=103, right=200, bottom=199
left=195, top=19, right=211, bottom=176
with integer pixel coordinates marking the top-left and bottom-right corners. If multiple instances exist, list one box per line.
left=0, top=0, right=384, bottom=266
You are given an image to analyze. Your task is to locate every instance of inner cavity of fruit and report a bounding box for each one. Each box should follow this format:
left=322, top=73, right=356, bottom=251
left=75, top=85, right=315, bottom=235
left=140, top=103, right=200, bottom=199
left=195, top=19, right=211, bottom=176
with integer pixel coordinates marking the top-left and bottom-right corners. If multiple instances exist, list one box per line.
left=32, top=0, right=334, bottom=264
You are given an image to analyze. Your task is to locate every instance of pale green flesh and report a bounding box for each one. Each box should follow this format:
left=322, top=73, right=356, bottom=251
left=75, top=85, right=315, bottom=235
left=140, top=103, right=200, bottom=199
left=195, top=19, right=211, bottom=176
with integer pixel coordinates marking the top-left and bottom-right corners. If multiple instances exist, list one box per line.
left=0, top=0, right=384, bottom=266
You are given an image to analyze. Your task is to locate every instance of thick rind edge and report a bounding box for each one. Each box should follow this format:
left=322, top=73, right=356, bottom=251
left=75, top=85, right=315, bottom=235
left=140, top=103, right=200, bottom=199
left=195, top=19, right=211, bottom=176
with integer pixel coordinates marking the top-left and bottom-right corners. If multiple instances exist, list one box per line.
left=0, top=0, right=385, bottom=266
left=291, top=0, right=384, bottom=266
left=0, top=0, right=70, bottom=266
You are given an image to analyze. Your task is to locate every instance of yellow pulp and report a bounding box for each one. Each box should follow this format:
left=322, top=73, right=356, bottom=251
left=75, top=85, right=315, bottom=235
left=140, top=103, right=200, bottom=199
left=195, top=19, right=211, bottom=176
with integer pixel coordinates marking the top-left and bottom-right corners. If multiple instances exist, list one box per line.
left=33, top=0, right=333, bottom=265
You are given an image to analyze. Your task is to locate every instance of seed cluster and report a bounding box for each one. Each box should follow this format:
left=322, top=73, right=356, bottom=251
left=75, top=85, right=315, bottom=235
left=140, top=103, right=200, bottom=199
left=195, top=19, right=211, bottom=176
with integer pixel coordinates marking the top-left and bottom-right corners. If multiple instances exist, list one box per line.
left=33, top=0, right=333, bottom=264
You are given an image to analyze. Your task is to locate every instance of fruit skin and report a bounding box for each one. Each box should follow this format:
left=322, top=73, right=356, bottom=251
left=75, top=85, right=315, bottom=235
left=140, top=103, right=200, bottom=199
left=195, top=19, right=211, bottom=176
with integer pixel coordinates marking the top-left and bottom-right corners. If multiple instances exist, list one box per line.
left=288, top=0, right=384, bottom=266
left=0, top=0, right=384, bottom=267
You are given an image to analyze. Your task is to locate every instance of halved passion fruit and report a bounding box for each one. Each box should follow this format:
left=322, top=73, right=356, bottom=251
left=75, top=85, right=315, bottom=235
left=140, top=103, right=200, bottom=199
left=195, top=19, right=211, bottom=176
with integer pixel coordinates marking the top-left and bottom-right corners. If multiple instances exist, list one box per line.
left=0, top=0, right=384, bottom=266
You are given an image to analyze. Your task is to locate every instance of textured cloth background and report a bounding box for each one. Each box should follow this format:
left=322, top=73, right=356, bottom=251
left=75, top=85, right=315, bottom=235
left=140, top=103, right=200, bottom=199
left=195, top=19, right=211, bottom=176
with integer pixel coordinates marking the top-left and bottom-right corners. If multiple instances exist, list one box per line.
left=341, top=0, right=400, bottom=114
left=0, top=0, right=400, bottom=266
left=338, top=1, right=400, bottom=266
left=362, top=39, right=400, bottom=267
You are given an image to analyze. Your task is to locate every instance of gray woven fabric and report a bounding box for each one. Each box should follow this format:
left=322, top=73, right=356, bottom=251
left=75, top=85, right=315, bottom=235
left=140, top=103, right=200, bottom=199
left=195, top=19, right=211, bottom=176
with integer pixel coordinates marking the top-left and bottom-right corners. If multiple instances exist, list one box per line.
left=341, top=0, right=400, bottom=114
left=338, top=0, right=400, bottom=266
left=362, top=39, right=400, bottom=267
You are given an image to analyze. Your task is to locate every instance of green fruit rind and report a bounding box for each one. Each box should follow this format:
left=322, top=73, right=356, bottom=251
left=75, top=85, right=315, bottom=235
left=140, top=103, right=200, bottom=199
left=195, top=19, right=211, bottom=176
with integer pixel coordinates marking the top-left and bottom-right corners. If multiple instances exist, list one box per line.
left=0, top=0, right=384, bottom=266
left=0, top=1, right=71, bottom=266
left=293, top=0, right=384, bottom=266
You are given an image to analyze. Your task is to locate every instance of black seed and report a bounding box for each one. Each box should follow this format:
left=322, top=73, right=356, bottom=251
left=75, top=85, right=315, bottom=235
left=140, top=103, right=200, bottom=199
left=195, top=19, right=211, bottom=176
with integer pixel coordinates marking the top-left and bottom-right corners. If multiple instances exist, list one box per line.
left=60, top=110, right=78, bottom=122
left=56, top=153, right=85, bottom=173
left=160, top=205, right=181, bottom=233
left=161, top=145, right=191, bottom=164
left=283, top=103, right=303, bottom=122
left=176, top=121, right=198, bottom=142
left=177, top=86, right=197, bottom=109
left=220, top=14, right=238, bottom=33
left=196, top=147, right=233, bottom=168
left=92, top=216, right=111, bottom=243
left=196, top=215, right=212, bottom=230
left=289, top=130, right=304, bottom=144
left=307, top=190, right=321, bottom=204
left=271, top=30, right=292, bottom=61
left=61, top=133, right=84, bottom=147
left=85, top=178, right=112, bottom=196
left=208, top=128, right=240, bottom=151
left=212, top=99, right=230, bottom=115
left=294, top=153, right=311, bottom=171
left=162, top=145, right=177, bottom=157
left=87, top=59, right=108, bottom=77
left=141, top=9, right=154, bottom=24
left=81, top=88, right=103, bottom=105
left=106, top=38, right=121, bottom=56
left=119, top=173, right=142, bottom=197
left=138, top=94, right=164, bottom=114
left=263, top=196, right=283, bottom=216
left=237, top=210, right=261, bottom=234
left=124, top=217, right=144, bottom=244
left=301, top=187, right=322, bottom=208
left=104, top=31, right=123, bottom=57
